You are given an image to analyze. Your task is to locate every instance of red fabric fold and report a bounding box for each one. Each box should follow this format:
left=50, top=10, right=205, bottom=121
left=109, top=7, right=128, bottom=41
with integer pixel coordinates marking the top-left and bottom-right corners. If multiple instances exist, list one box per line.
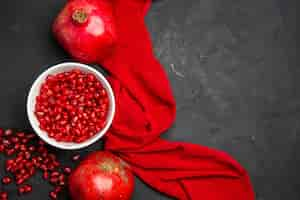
left=101, top=0, right=255, bottom=199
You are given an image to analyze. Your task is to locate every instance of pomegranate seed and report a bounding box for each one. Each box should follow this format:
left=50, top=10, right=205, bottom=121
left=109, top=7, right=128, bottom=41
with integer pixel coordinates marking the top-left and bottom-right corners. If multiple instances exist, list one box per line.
left=21, top=138, right=29, bottom=144
left=54, top=186, right=62, bottom=193
left=18, top=186, right=25, bottom=195
left=59, top=180, right=65, bottom=186
left=4, top=129, right=13, bottom=136
left=48, top=153, right=56, bottom=160
left=49, top=177, right=59, bottom=184
left=40, top=164, right=47, bottom=171
left=58, top=174, right=64, bottom=181
left=43, top=158, right=50, bottom=164
left=48, top=165, right=55, bottom=171
left=25, top=162, right=32, bottom=168
left=72, top=154, right=80, bottom=161
left=2, top=176, right=12, bottom=185
left=19, top=169, right=26, bottom=175
left=42, top=152, right=48, bottom=158
left=37, top=156, right=43, bottom=162
left=0, top=145, right=5, bottom=152
left=53, top=161, right=60, bottom=167
left=2, top=140, right=11, bottom=146
left=51, top=171, right=59, bottom=177
left=24, top=151, right=31, bottom=159
left=5, top=165, right=12, bottom=172
left=6, top=159, right=14, bottom=166
left=100, top=89, right=106, bottom=96
left=23, top=174, right=30, bottom=181
left=16, top=132, right=25, bottom=138
left=26, top=133, right=36, bottom=139
left=19, top=145, right=26, bottom=151
left=43, top=171, right=49, bottom=180
left=0, top=192, right=8, bottom=199
left=15, top=157, right=22, bottom=164
left=23, top=185, right=32, bottom=193
left=63, top=167, right=72, bottom=174
left=11, top=137, right=19, bottom=143
left=5, top=149, right=15, bottom=156
left=0, top=128, right=4, bottom=136
left=28, top=146, right=35, bottom=152
left=16, top=178, right=25, bottom=185
left=38, top=140, right=45, bottom=146
left=49, top=191, right=57, bottom=199
left=29, top=168, right=35, bottom=175
left=15, top=143, right=20, bottom=150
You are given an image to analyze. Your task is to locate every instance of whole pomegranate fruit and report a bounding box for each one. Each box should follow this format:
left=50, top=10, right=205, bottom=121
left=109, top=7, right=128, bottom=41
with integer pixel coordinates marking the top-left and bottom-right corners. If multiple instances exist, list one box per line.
left=69, top=151, right=134, bottom=200
left=52, top=0, right=117, bottom=63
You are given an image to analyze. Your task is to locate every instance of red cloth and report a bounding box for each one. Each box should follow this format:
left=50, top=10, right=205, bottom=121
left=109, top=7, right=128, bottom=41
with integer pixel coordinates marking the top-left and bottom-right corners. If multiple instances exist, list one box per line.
left=101, top=0, right=255, bottom=199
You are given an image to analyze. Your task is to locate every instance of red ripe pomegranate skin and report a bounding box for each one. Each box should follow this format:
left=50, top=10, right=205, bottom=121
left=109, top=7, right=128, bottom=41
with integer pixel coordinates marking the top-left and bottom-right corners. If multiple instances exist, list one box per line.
left=52, top=0, right=117, bottom=63
left=68, top=151, right=134, bottom=200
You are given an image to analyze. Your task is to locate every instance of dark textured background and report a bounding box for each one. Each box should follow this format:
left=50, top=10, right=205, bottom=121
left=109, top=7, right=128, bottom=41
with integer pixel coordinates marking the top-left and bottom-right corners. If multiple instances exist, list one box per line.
left=0, top=0, right=299, bottom=199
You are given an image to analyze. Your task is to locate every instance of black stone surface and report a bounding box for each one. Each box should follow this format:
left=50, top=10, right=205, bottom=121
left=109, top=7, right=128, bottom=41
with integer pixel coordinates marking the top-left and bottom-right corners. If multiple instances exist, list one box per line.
left=0, top=0, right=298, bottom=199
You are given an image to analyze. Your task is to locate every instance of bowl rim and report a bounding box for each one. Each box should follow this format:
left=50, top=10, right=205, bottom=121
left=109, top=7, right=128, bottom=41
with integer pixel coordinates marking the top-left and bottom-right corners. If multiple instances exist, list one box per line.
left=27, top=62, right=115, bottom=150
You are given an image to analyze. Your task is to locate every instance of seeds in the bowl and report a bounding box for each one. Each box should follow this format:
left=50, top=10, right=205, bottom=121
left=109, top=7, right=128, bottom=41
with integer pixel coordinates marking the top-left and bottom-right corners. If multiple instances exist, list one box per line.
left=34, top=69, right=109, bottom=143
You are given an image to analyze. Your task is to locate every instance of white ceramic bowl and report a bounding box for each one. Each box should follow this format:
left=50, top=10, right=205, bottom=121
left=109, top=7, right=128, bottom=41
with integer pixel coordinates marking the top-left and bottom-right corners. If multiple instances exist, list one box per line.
left=27, top=62, right=115, bottom=150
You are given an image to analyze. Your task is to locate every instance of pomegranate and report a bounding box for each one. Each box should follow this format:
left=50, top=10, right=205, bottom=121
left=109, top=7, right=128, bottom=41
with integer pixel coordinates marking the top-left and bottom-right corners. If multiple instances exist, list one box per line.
left=52, top=0, right=117, bottom=63
left=69, top=151, right=134, bottom=200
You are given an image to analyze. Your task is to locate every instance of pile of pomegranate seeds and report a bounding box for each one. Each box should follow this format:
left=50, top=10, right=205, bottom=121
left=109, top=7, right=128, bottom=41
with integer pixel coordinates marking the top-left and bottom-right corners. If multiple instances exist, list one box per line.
left=0, top=128, right=79, bottom=199
left=35, top=69, right=109, bottom=143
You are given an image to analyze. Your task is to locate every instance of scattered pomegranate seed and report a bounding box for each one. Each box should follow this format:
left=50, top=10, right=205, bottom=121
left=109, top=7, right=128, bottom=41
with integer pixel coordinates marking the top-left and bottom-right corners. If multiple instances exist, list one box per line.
left=29, top=168, right=35, bottom=175
left=58, top=174, right=64, bottom=180
left=0, top=129, right=73, bottom=198
left=54, top=186, right=62, bottom=193
left=16, top=178, right=25, bottom=185
left=19, top=169, right=26, bottom=175
left=53, top=161, right=60, bottom=167
left=51, top=171, right=60, bottom=177
left=0, top=191, right=8, bottom=200
left=1, top=176, right=12, bottom=185
left=50, top=177, right=59, bottom=185
left=18, top=186, right=25, bottom=195
left=59, top=180, right=65, bottom=186
left=43, top=171, right=49, bottom=180
left=35, top=70, right=109, bottom=143
left=23, top=185, right=32, bottom=193
left=0, top=145, right=5, bottom=152
left=49, top=191, right=57, bottom=199
left=63, top=167, right=72, bottom=174
left=5, top=149, right=15, bottom=156
left=72, top=154, right=81, bottom=161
